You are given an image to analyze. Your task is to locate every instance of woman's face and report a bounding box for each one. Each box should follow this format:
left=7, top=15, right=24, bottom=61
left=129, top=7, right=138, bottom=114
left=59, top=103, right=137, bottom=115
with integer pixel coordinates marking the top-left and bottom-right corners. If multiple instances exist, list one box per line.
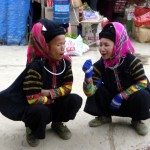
left=48, top=35, right=66, bottom=61
left=99, top=38, right=114, bottom=60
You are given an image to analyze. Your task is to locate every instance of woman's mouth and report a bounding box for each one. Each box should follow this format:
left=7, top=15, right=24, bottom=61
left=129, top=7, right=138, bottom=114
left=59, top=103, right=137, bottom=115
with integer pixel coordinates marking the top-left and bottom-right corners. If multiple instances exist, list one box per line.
left=101, top=54, right=106, bottom=57
left=60, top=53, right=64, bottom=56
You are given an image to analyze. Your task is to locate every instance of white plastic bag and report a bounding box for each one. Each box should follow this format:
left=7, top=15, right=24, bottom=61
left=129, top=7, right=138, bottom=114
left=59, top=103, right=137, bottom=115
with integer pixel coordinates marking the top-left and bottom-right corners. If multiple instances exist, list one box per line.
left=65, top=35, right=83, bottom=56
left=82, top=43, right=90, bottom=53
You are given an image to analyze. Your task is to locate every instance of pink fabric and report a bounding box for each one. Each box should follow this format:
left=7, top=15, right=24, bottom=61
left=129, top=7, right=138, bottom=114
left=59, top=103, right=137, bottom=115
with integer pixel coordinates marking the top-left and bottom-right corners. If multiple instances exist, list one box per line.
left=27, top=22, right=50, bottom=63
left=104, top=22, right=135, bottom=68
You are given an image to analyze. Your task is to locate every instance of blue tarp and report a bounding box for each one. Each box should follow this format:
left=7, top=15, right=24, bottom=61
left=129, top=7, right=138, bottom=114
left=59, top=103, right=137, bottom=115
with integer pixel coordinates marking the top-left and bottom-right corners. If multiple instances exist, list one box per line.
left=0, top=1, right=8, bottom=43
left=0, top=0, right=30, bottom=45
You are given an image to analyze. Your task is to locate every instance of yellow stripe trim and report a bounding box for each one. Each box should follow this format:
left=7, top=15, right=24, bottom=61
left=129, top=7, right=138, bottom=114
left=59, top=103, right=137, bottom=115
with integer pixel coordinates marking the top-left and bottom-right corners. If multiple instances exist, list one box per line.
left=43, top=96, right=48, bottom=104
left=28, top=69, right=41, bottom=79
left=93, top=66, right=101, bottom=75
left=59, top=87, right=65, bottom=95
left=23, top=81, right=43, bottom=85
left=64, top=74, right=73, bottom=79
left=129, top=58, right=137, bottom=67
left=64, top=85, right=72, bottom=90
left=134, top=74, right=145, bottom=80
left=130, top=86, right=138, bottom=92
left=23, top=87, right=42, bottom=90
left=131, top=68, right=144, bottom=76
left=25, top=75, right=41, bottom=79
left=28, top=98, right=37, bottom=104
left=132, top=62, right=142, bottom=71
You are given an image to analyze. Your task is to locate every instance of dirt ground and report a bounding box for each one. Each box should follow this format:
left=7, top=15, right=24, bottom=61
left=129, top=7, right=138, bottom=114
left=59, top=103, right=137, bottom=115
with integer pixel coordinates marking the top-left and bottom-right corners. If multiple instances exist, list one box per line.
left=0, top=39, right=150, bottom=150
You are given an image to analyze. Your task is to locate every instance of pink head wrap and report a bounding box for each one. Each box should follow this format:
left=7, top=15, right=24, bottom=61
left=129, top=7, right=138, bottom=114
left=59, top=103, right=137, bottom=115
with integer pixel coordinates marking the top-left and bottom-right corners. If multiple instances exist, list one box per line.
left=27, top=22, right=50, bottom=63
left=103, top=22, right=135, bottom=68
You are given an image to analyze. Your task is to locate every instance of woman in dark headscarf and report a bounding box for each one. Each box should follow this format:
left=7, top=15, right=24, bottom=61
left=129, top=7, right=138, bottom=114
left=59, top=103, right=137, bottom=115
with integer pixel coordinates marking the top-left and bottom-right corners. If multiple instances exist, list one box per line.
left=82, top=22, right=150, bottom=136
left=23, top=18, right=82, bottom=147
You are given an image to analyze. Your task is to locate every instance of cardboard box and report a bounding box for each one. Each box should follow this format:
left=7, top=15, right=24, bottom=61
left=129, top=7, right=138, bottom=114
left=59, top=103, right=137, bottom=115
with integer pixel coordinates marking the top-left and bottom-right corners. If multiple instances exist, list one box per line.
left=133, top=24, right=150, bottom=43
left=45, top=7, right=53, bottom=20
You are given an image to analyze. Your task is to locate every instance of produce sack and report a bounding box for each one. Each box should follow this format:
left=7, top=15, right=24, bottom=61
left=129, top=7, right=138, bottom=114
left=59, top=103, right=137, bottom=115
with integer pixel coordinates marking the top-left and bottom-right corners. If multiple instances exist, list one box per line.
left=133, top=25, right=150, bottom=43
left=134, top=6, right=150, bottom=17
left=133, top=11, right=150, bottom=27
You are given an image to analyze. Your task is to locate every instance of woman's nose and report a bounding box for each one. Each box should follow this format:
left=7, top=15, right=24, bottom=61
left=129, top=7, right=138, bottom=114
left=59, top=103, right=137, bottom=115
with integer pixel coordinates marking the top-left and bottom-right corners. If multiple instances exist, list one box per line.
left=100, top=45, right=105, bottom=51
left=61, top=44, right=65, bottom=51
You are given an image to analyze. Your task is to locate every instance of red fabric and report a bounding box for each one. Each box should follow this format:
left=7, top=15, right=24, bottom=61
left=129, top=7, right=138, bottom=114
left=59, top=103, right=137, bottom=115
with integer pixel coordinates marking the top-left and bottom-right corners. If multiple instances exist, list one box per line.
left=133, top=11, right=150, bottom=27
left=134, top=6, right=150, bottom=17
left=27, top=22, right=50, bottom=63
left=133, top=6, right=150, bottom=27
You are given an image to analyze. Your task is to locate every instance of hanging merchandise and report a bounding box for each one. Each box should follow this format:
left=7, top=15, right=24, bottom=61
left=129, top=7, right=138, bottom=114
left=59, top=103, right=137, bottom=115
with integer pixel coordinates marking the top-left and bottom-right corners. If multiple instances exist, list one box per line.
left=53, top=0, right=70, bottom=23
left=114, top=0, right=127, bottom=13
left=47, top=0, right=53, bottom=7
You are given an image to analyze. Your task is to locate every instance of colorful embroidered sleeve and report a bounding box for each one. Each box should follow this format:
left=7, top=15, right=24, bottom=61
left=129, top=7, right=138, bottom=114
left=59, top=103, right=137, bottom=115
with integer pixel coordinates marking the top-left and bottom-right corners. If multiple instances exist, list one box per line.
left=49, top=63, right=73, bottom=100
left=120, top=56, right=148, bottom=100
left=83, top=80, right=96, bottom=97
left=83, top=62, right=102, bottom=97
left=23, top=62, right=51, bottom=104
left=26, top=93, right=51, bottom=104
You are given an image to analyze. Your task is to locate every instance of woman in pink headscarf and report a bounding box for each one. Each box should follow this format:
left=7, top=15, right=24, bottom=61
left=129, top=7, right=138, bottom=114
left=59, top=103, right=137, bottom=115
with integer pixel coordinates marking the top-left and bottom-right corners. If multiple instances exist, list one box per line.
left=82, top=22, right=150, bottom=136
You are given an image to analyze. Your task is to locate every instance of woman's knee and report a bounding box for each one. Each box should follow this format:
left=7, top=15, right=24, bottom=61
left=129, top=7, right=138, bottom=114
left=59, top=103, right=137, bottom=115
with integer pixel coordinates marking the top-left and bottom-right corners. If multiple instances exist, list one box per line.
left=131, top=90, right=150, bottom=105
left=68, top=94, right=83, bottom=108
left=27, top=105, right=50, bottom=117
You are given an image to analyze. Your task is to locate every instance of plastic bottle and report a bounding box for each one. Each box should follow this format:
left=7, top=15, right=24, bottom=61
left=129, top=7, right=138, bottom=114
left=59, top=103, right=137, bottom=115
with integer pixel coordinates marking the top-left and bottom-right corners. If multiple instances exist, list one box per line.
left=53, top=0, right=70, bottom=23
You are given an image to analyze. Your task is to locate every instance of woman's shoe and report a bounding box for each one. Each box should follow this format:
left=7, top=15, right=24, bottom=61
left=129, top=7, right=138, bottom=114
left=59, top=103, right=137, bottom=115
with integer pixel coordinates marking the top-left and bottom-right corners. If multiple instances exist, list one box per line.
left=26, top=127, right=40, bottom=147
left=131, top=120, right=148, bottom=136
left=89, top=116, right=112, bottom=127
left=51, top=122, right=72, bottom=140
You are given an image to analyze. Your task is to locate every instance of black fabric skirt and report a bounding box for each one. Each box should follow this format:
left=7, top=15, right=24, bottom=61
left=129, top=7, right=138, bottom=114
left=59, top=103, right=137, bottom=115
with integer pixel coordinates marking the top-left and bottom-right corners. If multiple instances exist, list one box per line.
left=23, top=93, right=82, bottom=139
left=84, top=85, right=150, bottom=120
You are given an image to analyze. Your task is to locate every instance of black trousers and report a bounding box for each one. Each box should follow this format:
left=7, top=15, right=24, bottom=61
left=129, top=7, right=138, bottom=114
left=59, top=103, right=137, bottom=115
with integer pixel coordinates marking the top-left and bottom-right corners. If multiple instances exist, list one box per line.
left=84, top=85, right=150, bottom=120
left=23, top=94, right=82, bottom=139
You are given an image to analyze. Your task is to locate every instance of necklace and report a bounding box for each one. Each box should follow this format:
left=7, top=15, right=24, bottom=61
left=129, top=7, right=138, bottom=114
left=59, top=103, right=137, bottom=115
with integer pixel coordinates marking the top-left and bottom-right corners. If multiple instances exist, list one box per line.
left=44, top=59, right=66, bottom=75
left=108, top=58, right=124, bottom=70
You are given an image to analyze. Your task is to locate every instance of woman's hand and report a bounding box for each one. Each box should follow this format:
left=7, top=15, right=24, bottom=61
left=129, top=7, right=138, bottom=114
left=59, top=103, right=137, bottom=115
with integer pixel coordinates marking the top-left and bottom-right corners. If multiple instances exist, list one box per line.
left=110, top=94, right=123, bottom=110
left=85, top=78, right=93, bottom=84
left=41, top=89, right=50, bottom=97
left=82, top=59, right=93, bottom=79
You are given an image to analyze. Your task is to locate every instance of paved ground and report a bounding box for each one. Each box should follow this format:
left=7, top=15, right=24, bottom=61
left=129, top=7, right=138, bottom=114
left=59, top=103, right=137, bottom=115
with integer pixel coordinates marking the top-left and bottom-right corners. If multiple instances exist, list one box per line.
left=0, top=39, right=150, bottom=150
